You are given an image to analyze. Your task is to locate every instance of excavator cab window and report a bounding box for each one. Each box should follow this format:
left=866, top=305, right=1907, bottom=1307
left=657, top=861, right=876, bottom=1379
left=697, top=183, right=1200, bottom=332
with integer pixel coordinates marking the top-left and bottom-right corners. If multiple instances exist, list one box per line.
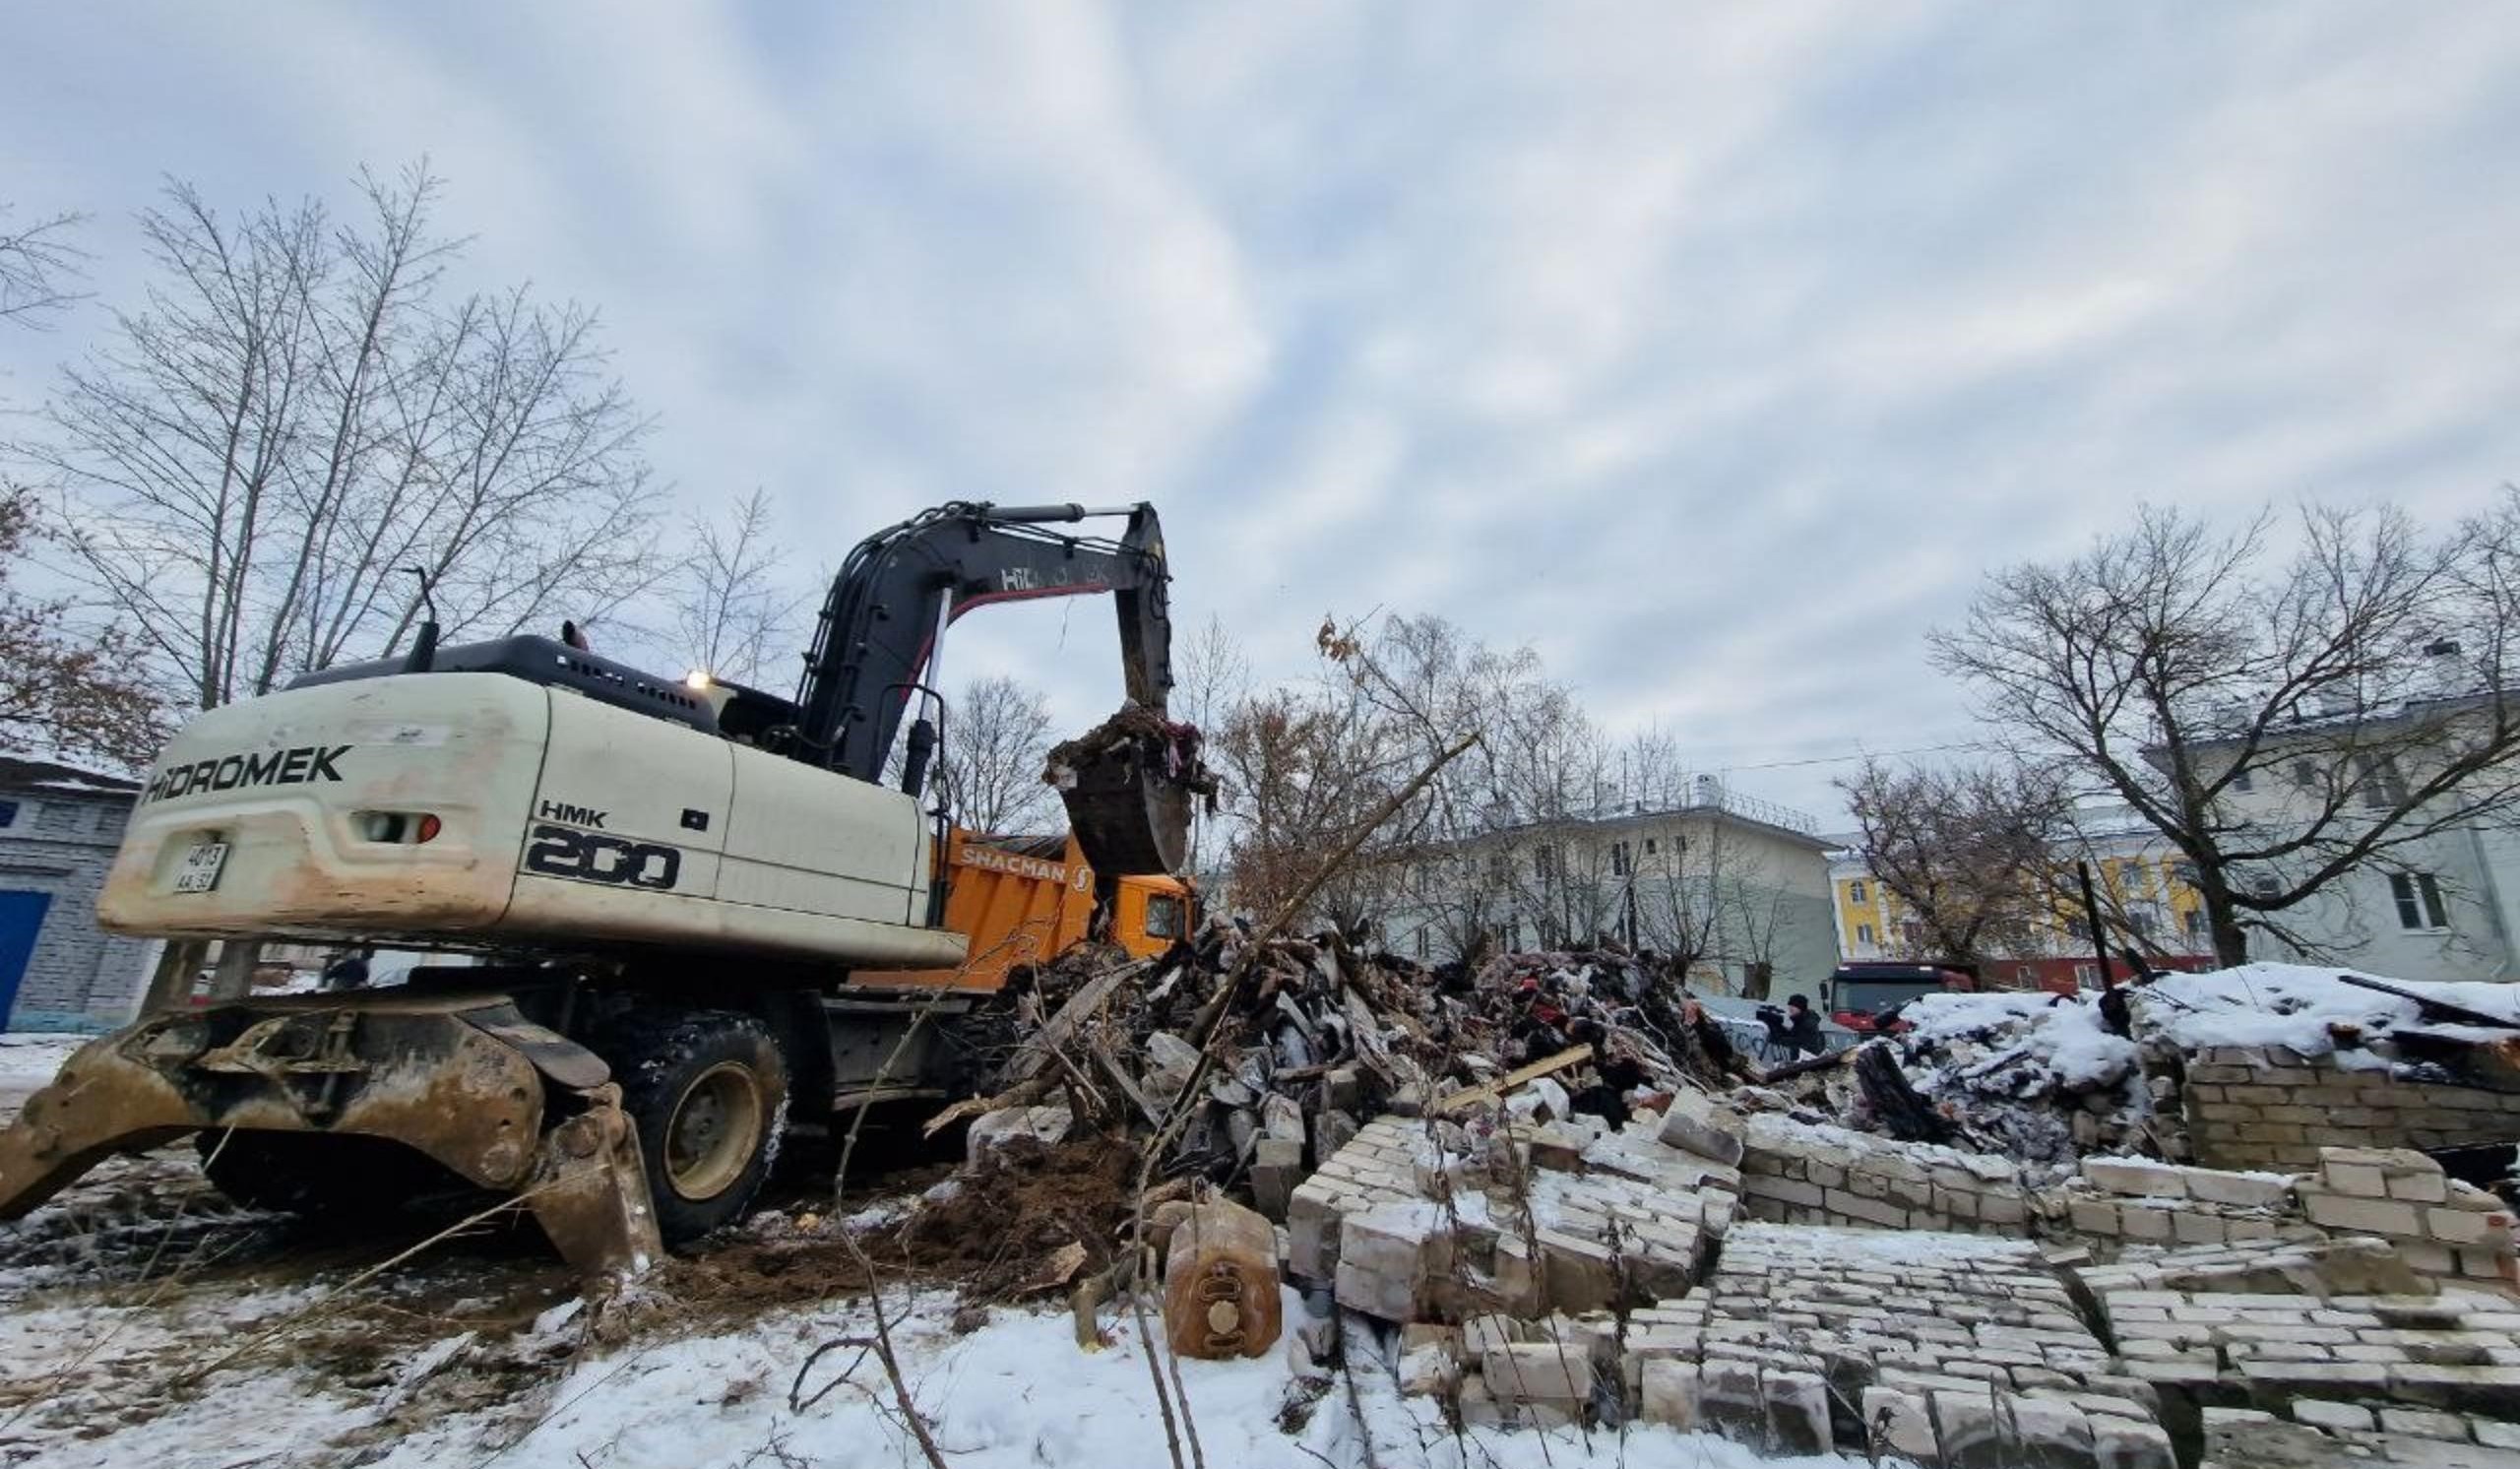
left=1145, top=892, right=1186, bottom=941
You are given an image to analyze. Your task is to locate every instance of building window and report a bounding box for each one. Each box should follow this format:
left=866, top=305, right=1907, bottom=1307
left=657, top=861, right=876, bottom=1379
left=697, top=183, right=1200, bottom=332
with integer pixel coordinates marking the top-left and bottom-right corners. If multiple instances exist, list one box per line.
left=2073, top=962, right=2099, bottom=987
left=2181, top=909, right=2205, bottom=941
left=2359, top=755, right=2408, bottom=809
left=2391, top=871, right=2449, bottom=931
left=0, top=800, right=18, bottom=828
left=1610, top=840, right=1631, bottom=877
left=1414, top=927, right=1428, bottom=959
left=34, top=802, right=76, bottom=833
left=1857, top=924, right=1875, bottom=947
left=2293, top=759, right=2319, bottom=791
left=1644, top=838, right=1658, bottom=856
left=2231, top=768, right=2254, bottom=794
left=1849, top=880, right=1867, bottom=905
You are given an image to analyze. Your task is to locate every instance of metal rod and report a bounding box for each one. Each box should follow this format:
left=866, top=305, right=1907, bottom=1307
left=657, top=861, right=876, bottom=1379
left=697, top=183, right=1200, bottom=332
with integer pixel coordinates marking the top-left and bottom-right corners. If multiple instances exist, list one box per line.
left=981, top=502, right=1140, bottom=524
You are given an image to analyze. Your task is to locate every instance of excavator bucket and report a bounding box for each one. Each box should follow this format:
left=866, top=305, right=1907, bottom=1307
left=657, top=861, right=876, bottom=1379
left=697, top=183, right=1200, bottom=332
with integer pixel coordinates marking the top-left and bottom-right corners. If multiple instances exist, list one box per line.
left=1048, top=705, right=1210, bottom=876
left=0, top=995, right=662, bottom=1280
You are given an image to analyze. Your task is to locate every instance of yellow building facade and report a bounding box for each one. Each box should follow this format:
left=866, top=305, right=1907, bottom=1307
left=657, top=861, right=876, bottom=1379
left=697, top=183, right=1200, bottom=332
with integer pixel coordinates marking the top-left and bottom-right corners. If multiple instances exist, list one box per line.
left=1830, top=848, right=2210, bottom=964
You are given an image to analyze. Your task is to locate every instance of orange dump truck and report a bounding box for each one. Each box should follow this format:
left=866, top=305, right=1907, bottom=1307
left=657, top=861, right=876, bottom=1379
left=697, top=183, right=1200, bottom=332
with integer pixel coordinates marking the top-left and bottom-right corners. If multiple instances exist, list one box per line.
left=904, top=830, right=1193, bottom=990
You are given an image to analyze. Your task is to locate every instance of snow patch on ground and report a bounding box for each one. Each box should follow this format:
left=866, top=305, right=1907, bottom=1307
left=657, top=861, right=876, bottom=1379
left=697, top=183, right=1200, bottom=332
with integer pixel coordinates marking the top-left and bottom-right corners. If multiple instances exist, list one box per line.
left=363, top=1292, right=1881, bottom=1469
left=7, top=1271, right=1889, bottom=1469
left=0, top=1032, right=81, bottom=1093
left=2138, top=962, right=2519, bottom=1059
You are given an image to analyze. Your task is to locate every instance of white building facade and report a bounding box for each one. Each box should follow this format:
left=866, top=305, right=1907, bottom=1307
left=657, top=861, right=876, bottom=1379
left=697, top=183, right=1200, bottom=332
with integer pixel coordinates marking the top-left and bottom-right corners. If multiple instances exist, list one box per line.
left=1378, top=783, right=1838, bottom=998
left=2193, top=695, right=2520, bottom=984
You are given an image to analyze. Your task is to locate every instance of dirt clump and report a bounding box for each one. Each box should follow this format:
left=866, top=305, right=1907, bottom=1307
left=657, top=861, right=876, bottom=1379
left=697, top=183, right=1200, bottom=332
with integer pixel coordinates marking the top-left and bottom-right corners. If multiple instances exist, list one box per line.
left=893, top=1134, right=1141, bottom=1303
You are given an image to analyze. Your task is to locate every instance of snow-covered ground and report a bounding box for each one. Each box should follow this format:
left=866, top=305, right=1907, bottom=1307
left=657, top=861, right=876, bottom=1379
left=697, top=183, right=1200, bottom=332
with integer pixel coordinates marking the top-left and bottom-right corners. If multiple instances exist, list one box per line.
left=0, top=1031, right=82, bottom=1116
left=1, top=1256, right=1881, bottom=1469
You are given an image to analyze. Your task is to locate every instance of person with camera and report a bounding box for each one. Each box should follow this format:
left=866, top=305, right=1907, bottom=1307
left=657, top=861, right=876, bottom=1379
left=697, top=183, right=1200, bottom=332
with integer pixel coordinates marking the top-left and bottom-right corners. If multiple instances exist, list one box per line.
left=1757, top=993, right=1827, bottom=1056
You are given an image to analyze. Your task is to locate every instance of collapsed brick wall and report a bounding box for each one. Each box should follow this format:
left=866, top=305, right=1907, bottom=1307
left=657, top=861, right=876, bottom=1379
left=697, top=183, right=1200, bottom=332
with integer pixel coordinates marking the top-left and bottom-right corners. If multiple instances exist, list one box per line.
left=2178, top=1045, right=2520, bottom=1171
left=1736, top=1116, right=2035, bottom=1235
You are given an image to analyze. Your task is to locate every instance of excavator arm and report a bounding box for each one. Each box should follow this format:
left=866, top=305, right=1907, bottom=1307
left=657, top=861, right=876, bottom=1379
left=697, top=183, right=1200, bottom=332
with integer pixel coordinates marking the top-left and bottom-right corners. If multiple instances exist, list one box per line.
left=784, top=502, right=1194, bottom=874
left=789, top=501, right=1173, bottom=783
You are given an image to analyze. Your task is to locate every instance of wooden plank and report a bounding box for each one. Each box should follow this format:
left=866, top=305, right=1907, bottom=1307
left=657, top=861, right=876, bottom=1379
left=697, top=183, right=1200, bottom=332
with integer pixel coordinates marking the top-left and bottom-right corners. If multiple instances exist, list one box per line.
left=1432, top=1044, right=1594, bottom=1118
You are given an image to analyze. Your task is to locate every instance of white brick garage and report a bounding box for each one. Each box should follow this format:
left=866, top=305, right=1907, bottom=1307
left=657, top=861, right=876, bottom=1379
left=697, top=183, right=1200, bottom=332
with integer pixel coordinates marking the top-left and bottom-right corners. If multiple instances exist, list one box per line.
left=0, top=757, right=154, bottom=1033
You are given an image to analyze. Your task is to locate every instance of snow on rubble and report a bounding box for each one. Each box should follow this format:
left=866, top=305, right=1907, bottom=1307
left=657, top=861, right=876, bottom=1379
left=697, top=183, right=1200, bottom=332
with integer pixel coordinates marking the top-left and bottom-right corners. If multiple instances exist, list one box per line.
left=2140, top=961, right=2520, bottom=1058
left=1900, top=989, right=2138, bottom=1090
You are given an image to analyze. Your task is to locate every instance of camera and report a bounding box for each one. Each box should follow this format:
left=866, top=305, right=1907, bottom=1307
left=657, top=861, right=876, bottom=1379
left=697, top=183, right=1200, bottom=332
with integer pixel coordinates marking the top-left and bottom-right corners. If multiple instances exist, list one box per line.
left=1755, top=1003, right=1783, bottom=1024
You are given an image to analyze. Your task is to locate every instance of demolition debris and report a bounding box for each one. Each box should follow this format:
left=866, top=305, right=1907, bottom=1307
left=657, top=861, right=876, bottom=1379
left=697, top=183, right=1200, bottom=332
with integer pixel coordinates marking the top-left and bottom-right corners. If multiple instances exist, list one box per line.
left=874, top=947, right=2520, bottom=1465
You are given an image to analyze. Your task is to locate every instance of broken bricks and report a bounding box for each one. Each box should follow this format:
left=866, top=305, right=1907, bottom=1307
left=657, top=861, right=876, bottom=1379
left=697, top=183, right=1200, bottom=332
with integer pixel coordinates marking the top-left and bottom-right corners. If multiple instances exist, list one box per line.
left=1294, top=1110, right=1728, bottom=1324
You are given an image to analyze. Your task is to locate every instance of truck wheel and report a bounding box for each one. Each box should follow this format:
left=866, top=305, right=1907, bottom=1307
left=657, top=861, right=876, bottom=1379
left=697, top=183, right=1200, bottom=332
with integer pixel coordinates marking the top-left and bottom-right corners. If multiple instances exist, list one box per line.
left=591, top=1010, right=788, bottom=1246
left=196, top=1131, right=447, bottom=1219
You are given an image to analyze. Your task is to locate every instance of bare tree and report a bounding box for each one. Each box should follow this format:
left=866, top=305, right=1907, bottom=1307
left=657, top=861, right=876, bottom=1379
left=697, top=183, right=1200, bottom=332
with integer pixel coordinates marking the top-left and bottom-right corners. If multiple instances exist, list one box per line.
left=1839, top=758, right=2075, bottom=967
left=671, top=487, right=808, bottom=686
left=939, top=673, right=1059, bottom=837
left=1724, top=867, right=1799, bottom=1000
left=15, top=165, right=664, bottom=712
left=0, top=484, right=164, bottom=767
left=1211, top=676, right=1405, bottom=927
left=1932, top=498, right=2520, bottom=965
left=1171, top=613, right=1247, bottom=875
left=0, top=206, right=86, bottom=328
left=1328, top=613, right=1590, bottom=952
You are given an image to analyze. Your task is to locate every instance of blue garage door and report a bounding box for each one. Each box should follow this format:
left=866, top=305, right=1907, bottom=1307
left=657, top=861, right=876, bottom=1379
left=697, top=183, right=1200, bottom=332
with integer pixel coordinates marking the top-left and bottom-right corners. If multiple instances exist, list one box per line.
left=0, top=890, right=54, bottom=1030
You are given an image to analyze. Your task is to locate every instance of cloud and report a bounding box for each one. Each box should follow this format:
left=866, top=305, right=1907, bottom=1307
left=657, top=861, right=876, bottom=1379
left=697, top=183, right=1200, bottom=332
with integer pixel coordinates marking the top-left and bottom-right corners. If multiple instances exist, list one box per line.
left=6, top=1, right=2519, bottom=826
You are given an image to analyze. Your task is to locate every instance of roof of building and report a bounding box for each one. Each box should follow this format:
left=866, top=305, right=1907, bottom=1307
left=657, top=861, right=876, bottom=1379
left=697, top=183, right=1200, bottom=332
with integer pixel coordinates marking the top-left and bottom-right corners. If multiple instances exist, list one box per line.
left=2170, top=685, right=2514, bottom=754
left=0, top=753, right=141, bottom=798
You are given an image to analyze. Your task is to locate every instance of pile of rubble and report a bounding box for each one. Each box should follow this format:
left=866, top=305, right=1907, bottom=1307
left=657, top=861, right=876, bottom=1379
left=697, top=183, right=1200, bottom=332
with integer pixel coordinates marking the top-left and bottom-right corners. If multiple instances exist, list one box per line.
left=1737, top=1113, right=2047, bottom=1235
left=1636, top=1224, right=2174, bottom=1466
left=1854, top=990, right=2154, bottom=1162
left=1289, top=1103, right=1740, bottom=1324
left=2047, top=1156, right=2314, bottom=1253
left=896, top=943, right=2520, bottom=1463
left=939, top=939, right=1746, bottom=1212
left=1284, top=1085, right=2520, bottom=1463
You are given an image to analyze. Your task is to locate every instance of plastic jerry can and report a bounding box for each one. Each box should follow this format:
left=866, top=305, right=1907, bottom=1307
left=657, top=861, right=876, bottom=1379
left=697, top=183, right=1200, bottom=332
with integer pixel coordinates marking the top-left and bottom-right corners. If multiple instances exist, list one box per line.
left=1161, top=1196, right=1283, bottom=1360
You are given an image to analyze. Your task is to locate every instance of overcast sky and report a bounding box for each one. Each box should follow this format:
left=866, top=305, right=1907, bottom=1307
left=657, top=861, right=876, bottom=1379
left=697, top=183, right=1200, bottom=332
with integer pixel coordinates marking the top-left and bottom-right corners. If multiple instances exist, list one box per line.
left=7, top=3, right=2518, bottom=824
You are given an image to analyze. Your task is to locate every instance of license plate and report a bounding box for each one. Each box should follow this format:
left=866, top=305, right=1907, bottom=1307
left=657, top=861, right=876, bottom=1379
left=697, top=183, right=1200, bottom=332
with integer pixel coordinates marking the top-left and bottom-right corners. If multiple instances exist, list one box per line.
left=173, top=841, right=229, bottom=894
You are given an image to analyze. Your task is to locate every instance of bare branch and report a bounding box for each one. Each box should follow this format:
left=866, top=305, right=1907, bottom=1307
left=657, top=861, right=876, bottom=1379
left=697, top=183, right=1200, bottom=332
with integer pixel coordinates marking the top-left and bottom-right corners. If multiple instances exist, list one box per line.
left=0, top=206, right=89, bottom=328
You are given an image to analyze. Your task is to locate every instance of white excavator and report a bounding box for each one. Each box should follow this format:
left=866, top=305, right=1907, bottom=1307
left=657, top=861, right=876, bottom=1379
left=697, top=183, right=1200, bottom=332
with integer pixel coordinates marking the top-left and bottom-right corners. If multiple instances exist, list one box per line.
left=0, top=502, right=1204, bottom=1275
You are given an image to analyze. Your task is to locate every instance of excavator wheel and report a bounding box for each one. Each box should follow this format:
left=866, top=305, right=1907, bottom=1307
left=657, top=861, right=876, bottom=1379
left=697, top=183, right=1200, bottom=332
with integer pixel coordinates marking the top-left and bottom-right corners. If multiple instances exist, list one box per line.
left=588, top=1009, right=788, bottom=1246
left=196, top=1130, right=461, bottom=1222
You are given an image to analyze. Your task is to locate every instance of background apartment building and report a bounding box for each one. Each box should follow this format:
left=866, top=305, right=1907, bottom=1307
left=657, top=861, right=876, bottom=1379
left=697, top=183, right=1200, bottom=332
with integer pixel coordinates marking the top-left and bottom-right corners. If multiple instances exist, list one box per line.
left=2190, top=690, right=2520, bottom=984
left=1380, top=777, right=1837, bottom=998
